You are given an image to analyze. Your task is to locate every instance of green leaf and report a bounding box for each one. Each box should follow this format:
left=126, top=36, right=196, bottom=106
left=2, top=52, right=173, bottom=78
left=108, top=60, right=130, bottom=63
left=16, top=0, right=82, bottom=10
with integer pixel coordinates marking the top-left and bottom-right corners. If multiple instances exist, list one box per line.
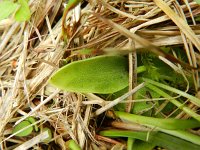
left=26, top=116, right=38, bottom=132
left=12, top=120, right=33, bottom=137
left=127, top=138, right=135, bottom=150
left=42, top=127, right=52, bottom=143
left=143, top=78, right=200, bottom=107
left=144, top=81, right=200, bottom=121
left=0, top=1, right=19, bottom=21
left=115, top=111, right=200, bottom=130
left=15, top=0, right=31, bottom=22
left=194, top=0, right=200, bottom=4
left=132, top=140, right=155, bottom=150
left=99, top=130, right=200, bottom=150
left=49, top=55, right=129, bottom=94
left=66, top=140, right=81, bottom=150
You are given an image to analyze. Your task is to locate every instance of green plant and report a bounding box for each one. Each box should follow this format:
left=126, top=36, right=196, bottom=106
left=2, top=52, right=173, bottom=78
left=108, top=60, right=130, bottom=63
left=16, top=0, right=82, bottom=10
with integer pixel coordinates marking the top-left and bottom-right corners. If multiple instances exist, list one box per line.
left=42, top=127, right=52, bottom=143
left=12, top=117, right=38, bottom=137
left=65, top=140, right=81, bottom=150
left=12, top=120, right=33, bottom=137
left=114, top=111, right=200, bottom=145
left=49, top=55, right=129, bottom=93
left=15, top=0, right=31, bottom=22
left=0, top=0, right=31, bottom=22
left=0, top=1, right=18, bottom=21
left=115, top=111, right=200, bottom=130
left=62, top=0, right=82, bottom=41
left=194, top=0, right=200, bottom=4
left=100, top=130, right=200, bottom=150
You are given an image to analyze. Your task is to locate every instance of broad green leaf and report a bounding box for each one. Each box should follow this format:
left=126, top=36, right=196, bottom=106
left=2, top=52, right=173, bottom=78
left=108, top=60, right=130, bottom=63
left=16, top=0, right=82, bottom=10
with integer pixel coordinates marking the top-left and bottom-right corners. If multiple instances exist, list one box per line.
left=15, top=0, right=31, bottom=22
left=49, top=55, right=129, bottom=94
left=12, top=120, right=33, bottom=137
left=0, top=1, right=18, bottom=21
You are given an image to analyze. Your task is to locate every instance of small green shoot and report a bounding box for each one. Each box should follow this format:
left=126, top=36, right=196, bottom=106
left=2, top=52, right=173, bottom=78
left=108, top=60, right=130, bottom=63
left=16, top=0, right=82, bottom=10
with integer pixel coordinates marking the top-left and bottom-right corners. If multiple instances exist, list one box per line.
left=26, top=116, right=38, bottom=132
left=62, top=0, right=82, bottom=41
left=65, top=139, right=81, bottom=150
left=12, top=120, right=33, bottom=137
left=12, top=116, right=38, bottom=137
left=42, top=127, right=52, bottom=143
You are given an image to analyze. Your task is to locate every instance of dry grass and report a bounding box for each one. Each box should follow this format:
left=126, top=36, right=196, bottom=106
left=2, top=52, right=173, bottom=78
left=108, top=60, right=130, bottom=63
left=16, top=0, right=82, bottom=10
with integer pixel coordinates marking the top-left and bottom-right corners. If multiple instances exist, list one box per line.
left=0, top=0, right=200, bottom=149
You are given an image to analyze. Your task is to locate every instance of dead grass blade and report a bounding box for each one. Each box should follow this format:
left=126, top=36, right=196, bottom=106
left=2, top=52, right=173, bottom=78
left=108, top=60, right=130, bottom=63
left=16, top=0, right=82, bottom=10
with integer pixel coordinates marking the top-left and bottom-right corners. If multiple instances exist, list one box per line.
left=93, top=13, right=197, bottom=70
left=94, top=83, right=145, bottom=116
left=154, top=0, right=200, bottom=52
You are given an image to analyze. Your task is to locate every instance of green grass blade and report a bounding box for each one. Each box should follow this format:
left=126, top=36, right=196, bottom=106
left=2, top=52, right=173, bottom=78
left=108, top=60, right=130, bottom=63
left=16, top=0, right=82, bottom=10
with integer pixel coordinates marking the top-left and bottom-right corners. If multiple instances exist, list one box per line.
left=152, top=131, right=200, bottom=150
left=100, top=130, right=200, bottom=150
left=114, top=111, right=200, bottom=130
left=115, top=111, right=200, bottom=145
left=127, top=138, right=135, bottom=150
left=143, top=78, right=200, bottom=107
left=100, top=130, right=150, bottom=140
left=145, top=82, right=200, bottom=121
left=158, top=128, right=200, bottom=145
left=132, top=140, right=155, bottom=150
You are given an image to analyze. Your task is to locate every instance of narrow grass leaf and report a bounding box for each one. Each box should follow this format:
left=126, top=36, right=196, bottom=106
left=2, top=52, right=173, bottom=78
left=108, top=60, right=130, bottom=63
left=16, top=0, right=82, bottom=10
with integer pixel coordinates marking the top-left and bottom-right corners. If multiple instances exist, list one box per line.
left=132, top=140, right=155, bottom=150
left=100, top=130, right=200, bottom=150
left=145, top=82, right=200, bottom=121
left=100, top=130, right=151, bottom=141
left=154, top=131, right=200, bottom=149
left=143, top=78, right=200, bottom=107
left=158, top=128, right=200, bottom=145
left=115, top=111, right=200, bottom=145
left=49, top=55, right=129, bottom=93
left=127, top=138, right=135, bottom=150
left=115, top=111, right=200, bottom=130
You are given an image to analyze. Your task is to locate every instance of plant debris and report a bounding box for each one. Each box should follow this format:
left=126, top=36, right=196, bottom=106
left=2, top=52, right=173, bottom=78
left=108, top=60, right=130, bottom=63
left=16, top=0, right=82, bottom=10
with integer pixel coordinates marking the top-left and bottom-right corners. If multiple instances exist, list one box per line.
left=0, top=0, right=200, bottom=149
